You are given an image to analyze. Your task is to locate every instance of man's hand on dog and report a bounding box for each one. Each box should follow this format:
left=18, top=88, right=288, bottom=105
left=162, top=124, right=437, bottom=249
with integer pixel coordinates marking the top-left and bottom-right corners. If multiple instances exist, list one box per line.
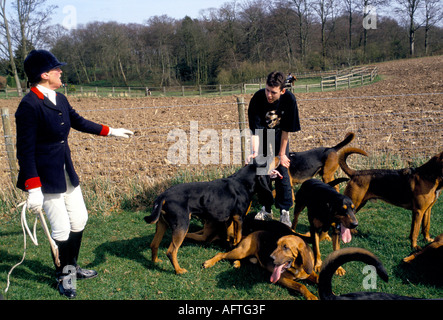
left=279, top=154, right=290, bottom=168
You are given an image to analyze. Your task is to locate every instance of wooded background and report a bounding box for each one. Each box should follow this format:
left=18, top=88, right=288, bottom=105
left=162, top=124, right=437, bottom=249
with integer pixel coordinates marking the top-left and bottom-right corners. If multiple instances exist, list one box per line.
left=0, top=0, right=442, bottom=92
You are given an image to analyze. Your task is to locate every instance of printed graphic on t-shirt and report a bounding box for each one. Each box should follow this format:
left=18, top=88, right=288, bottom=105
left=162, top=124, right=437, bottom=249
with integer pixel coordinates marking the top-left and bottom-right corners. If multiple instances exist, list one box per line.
left=265, top=110, right=281, bottom=129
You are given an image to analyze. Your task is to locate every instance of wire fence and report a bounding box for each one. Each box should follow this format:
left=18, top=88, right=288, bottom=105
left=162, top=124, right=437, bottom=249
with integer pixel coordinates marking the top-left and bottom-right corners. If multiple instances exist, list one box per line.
left=0, top=91, right=442, bottom=189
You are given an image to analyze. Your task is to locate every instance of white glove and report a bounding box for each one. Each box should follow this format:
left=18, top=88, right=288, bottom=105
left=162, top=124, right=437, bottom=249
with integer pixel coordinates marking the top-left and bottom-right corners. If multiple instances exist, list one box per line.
left=27, top=187, right=44, bottom=213
left=108, top=128, right=134, bottom=139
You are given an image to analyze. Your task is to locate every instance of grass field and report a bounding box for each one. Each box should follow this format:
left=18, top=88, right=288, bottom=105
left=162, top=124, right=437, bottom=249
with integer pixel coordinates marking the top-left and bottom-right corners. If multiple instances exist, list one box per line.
left=1, top=171, right=442, bottom=302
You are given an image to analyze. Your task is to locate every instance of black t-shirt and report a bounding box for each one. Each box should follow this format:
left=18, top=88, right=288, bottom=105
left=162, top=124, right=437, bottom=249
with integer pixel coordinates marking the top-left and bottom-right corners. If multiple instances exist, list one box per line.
left=248, top=88, right=301, bottom=134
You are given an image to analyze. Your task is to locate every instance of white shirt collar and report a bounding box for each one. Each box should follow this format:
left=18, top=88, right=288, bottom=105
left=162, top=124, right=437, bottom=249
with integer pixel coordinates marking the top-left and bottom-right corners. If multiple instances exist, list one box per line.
left=36, top=84, right=57, bottom=105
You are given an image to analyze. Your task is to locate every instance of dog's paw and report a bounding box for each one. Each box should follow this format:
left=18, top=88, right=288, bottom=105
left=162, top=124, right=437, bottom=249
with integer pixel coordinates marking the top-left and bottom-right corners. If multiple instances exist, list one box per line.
left=425, top=236, right=434, bottom=243
left=202, top=260, right=214, bottom=269
left=336, top=266, right=346, bottom=276
left=175, top=267, right=188, bottom=274
left=306, top=293, right=319, bottom=300
left=314, top=261, right=322, bottom=273
left=319, top=232, right=331, bottom=242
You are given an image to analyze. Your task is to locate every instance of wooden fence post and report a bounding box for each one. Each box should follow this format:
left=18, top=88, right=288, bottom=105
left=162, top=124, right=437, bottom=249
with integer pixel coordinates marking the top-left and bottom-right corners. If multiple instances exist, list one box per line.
left=237, top=97, right=246, bottom=164
left=1, top=108, right=18, bottom=186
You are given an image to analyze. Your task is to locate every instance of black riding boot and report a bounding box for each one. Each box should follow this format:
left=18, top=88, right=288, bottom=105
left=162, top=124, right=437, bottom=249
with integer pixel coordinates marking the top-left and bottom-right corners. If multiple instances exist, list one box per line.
left=69, top=230, right=98, bottom=280
left=53, top=239, right=77, bottom=299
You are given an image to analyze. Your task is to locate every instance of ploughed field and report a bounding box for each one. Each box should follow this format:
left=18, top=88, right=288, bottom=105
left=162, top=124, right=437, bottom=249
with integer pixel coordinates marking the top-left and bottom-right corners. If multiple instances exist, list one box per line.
left=0, top=56, right=441, bottom=186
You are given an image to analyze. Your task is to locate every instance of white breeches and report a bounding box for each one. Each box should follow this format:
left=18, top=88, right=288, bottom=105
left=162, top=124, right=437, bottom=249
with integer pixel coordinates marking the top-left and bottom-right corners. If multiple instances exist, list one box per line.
left=43, top=170, right=88, bottom=241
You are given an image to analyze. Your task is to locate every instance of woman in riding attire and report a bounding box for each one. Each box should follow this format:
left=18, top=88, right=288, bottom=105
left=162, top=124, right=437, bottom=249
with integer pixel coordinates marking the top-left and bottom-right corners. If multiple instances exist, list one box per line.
left=16, top=50, right=133, bottom=298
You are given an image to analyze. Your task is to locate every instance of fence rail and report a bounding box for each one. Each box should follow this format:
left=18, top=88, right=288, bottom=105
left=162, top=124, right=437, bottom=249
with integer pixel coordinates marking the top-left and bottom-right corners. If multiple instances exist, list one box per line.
left=0, top=67, right=379, bottom=98
left=245, top=66, right=378, bottom=94
left=320, top=66, right=378, bottom=91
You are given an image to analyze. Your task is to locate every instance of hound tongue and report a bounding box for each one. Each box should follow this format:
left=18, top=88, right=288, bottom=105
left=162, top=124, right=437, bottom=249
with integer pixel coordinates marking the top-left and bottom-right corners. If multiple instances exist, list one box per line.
left=270, top=264, right=285, bottom=283
left=341, top=224, right=352, bottom=243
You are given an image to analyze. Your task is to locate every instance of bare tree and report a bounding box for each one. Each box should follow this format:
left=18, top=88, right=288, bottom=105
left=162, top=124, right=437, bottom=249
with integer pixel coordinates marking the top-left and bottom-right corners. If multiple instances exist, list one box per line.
left=395, top=0, right=423, bottom=56
left=239, top=0, right=268, bottom=63
left=144, top=15, right=177, bottom=86
left=291, top=0, right=312, bottom=63
left=271, top=1, right=298, bottom=68
left=358, top=0, right=387, bottom=59
left=13, top=0, right=57, bottom=76
left=344, top=0, right=355, bottom=50
left=423, top=0, right=442, bottom=55
left=311, top=0, right=337, bottom=69
left=0, top=0, right=22, bottom=96
left=216, top=1, right=242, bottom=69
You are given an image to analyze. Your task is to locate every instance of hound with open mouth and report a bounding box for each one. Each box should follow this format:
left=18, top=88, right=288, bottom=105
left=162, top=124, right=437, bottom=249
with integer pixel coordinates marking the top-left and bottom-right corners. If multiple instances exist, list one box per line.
left=203, top=218, right=319, bottom=300
left=291, top=178, right=358, bottom=276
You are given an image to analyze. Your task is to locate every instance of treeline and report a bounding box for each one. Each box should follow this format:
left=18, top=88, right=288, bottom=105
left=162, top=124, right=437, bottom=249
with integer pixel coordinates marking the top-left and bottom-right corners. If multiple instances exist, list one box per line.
left=2, top=0, right=443, bottom=88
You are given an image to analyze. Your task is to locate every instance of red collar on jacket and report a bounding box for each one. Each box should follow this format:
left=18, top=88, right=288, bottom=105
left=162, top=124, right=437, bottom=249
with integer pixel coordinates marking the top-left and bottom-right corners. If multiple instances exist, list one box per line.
left=31, top=87, right=45, bottom=100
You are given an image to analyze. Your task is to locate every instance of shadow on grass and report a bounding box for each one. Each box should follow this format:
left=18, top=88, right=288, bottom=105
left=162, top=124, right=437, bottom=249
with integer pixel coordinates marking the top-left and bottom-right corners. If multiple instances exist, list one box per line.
left=213, top=261, right=308, bottom=299
left=393, top=253, right=443, bottom=288
left=0, top=249, right=55, bottom=290
left=87, top=226, right=227, bottom=276
left=87, top=234, right=171, bottom=273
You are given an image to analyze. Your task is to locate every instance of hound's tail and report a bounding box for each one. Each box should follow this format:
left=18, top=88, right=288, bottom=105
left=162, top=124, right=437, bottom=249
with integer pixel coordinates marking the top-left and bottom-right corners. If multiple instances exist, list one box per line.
left=338, top=147, right=368, bottom=177
left=327, top=177, right=350, bottom=188
left=318, top=247, right=389, bottom=300
left=144, top=195, right=165, bottom=224
left=331, top=132, right=355, bottom=151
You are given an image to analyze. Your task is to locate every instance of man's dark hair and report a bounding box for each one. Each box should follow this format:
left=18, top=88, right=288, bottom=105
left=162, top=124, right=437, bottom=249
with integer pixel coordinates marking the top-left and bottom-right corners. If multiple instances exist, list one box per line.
left=266, top=71, right=285, bottom=90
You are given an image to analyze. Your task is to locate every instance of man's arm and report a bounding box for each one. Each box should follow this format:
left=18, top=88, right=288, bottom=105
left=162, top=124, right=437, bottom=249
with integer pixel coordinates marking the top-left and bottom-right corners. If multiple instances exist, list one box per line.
left=246, top=134, right=260, bottom=164
left=279, top=131, right=290, bottom=168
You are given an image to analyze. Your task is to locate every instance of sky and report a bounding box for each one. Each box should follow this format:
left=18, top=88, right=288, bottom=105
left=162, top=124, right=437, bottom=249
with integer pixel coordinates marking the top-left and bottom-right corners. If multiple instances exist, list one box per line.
left=45, top=0, right=229, bottom=28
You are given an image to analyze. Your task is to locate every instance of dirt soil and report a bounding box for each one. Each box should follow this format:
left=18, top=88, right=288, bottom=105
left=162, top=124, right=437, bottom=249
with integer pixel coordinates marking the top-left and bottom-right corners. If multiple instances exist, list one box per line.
left=0, top=56, right=442, bottom=185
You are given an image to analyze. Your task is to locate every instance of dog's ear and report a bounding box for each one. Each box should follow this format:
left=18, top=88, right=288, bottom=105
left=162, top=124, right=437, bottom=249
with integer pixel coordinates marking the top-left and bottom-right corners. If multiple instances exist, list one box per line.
left=291, top=237, right=314, bottom=275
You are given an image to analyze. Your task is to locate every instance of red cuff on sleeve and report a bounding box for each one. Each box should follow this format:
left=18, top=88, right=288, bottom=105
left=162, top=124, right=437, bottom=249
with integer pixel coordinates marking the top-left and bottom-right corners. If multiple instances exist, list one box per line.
left=100, top=125, right=110, bottom=136
left=25, top=177, right=42, bottom=190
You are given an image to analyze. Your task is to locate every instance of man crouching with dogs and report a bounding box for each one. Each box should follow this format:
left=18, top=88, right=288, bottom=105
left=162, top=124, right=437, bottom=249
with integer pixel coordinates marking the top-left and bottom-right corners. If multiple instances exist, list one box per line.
left=247, top=71, right=301, bottom=227
left=16, top=50, right=133, bottom=298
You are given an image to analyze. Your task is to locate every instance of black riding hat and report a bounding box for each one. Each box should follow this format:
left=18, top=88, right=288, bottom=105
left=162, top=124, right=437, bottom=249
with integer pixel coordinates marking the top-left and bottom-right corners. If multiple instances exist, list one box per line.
left=24, top=50, right=67, bottom=83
